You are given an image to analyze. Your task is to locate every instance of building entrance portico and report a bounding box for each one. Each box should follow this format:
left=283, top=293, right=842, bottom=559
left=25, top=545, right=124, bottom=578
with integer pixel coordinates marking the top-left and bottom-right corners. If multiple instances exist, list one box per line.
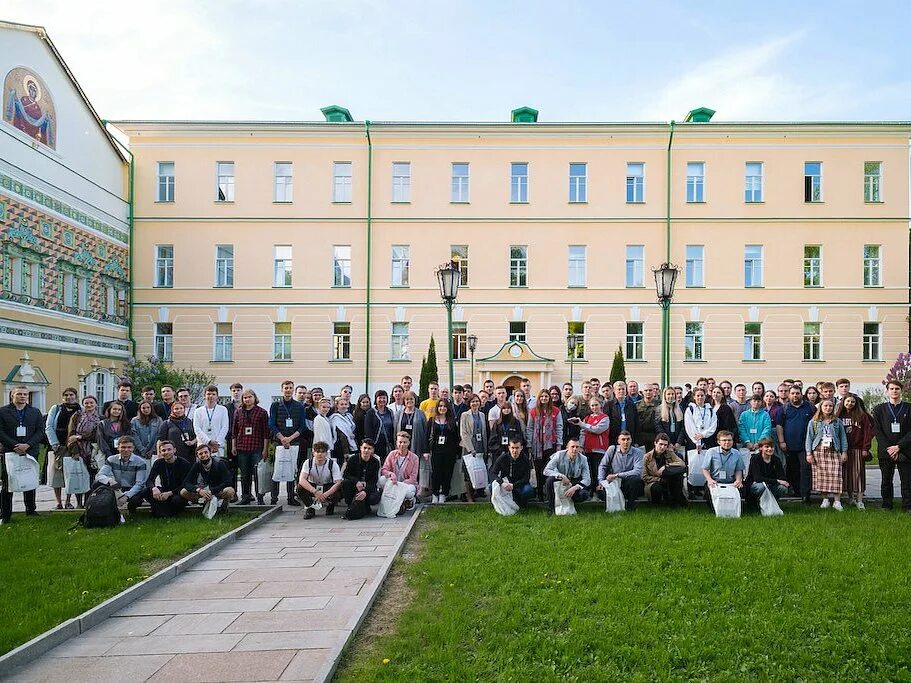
left=476, top=341, right=555, bottom=394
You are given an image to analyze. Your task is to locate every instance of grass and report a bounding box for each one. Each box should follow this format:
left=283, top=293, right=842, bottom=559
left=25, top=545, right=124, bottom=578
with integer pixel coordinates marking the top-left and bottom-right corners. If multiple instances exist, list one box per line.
left=336, top=504, right=911, bottom=682
left=0, top=509, right=258, bottom=655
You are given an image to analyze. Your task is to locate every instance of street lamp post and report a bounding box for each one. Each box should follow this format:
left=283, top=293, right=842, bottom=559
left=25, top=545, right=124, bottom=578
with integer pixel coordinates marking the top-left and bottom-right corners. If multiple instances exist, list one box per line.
left=653, top=262, right=680, bottom=388
left=436, top=259, right=461, bottom=392
left=467, top=334, right=478, bottom=389
left=567, top=333, right=580, bottom=388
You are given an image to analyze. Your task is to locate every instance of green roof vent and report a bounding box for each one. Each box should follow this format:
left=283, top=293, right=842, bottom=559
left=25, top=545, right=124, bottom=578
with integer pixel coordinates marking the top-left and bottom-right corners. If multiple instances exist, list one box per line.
left=321, top=105, right=353, bottom=122
left=684, top=107, right=716, bottom=123
left=511, top=106, right=539, bottom=123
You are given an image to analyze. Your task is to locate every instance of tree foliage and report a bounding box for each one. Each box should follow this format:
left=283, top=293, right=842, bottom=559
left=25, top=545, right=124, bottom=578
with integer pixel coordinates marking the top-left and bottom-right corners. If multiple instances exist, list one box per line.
left=609, top=346, right=627, bottom=385
left=123, top=355, right=216, bottom=403
left=419, top=336, right=440, bottom=400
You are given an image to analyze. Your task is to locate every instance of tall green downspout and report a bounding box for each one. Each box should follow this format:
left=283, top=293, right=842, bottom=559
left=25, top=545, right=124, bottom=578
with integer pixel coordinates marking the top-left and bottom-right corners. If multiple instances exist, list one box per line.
left=662, top=120, right=676, bottom=388
left=105, top=121, right=137, bottom=360
left=364, top=121, right=373, bottom=393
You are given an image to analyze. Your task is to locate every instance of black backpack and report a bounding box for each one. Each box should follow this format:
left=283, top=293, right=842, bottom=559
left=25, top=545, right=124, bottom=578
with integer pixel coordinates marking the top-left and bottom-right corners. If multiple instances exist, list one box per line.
left=81, top=483, right=121, bottom=528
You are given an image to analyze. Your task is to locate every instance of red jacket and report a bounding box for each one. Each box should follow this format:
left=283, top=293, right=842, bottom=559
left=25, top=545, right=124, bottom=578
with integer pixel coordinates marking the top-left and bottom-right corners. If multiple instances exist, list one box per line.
left=581, top=413, right=611, bottom=453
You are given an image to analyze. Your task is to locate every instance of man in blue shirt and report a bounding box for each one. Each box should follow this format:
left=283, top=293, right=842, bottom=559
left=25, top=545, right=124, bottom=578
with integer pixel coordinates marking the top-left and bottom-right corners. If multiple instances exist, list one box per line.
left=269, top=380, right=304, bottom=507
left=701, top=430, right=744, bottom=511
left=775, top=386, right=816, bottom=502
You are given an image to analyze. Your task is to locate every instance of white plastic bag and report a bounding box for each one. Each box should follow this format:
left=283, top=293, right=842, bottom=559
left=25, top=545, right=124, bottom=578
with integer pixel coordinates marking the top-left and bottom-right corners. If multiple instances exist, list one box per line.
left=202, top=490, right=220, bottom=519
left=686, top=449, right=706, bottom=487
left=553, top=480, right=577, bottom=516
left=4, top=452, right=39, bottom=492
left=63, top=457, right=90, bottom=495
left=710, top=483, right=742, bottom=519
left=490, top=480, right=520, bottom=516
left=602, top=478, right=625, bottom=513
left=257, top=457, right=274, bottom=493
left=462, top=454, right=489, bottom=490
left=759, top=483, right=784, bottom=517
left=272, top=446, right=298, bottom=482
left=377, top=480, right=409, bottom=519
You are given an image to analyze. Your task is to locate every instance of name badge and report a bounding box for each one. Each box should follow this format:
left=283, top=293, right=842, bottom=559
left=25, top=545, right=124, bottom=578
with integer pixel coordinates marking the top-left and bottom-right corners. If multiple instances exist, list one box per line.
left=207, top=427, right=212, bottom=433
left=405, top=423, right=412, bottom=430
left=113, top=438, right=121, bottom=449
left=182, top=432, right=190, bottom=442
left=718, top=470, right=727, bottom=480
left=822, top=436, right=833, bottom=449
left=501, top=436, right=508, bottom=445
left=316, top=484, right=324, bottom=493
left=749, top=428, right=757, bottom=434
left=892, top=422, right=901, bottom=433
left=244, top=426, right=253, bottom=435
left=285, top=418, right=294, bottom=428
left=475, top=432, right=482, bottom=442
left=16, top=425, right=26, bottom=437
left=438, top=435, right=446, bottom=445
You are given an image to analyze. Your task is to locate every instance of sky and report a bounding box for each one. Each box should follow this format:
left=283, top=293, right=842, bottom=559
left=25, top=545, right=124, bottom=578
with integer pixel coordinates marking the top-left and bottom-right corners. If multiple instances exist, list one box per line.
left=4, top=0, right=911, bottom=123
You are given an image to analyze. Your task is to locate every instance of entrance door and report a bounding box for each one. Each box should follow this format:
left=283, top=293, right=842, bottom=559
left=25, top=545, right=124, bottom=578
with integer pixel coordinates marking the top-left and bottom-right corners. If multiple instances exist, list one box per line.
left=502, top=375, right=522, bottom=396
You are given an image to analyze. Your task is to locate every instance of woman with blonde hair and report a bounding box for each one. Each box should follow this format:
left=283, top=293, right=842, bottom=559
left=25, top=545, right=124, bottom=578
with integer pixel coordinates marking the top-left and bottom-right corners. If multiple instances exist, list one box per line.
left=805, top=398, right=848, bottom=510
left=656, top=387, right=686, bottom=454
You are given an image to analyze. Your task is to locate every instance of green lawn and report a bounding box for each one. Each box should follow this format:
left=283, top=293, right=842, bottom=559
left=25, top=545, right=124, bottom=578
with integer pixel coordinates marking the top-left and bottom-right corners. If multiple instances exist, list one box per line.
left=0, top=510, right=258, bottom=655
left=336, top=505, right=911, bottom=682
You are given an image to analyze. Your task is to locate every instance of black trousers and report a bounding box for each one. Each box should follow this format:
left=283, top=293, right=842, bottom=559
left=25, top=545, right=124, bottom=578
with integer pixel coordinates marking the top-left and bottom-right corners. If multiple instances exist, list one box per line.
left=341, top=480, right=381, bottom=507
left=879, top=456, right=911, bottom=509
left=297, top=484, right=341, bottom=507
left=0, top=463, right=37, bottom=520
left=533, top=448, right=555, bottom=500
left=597, top=475, right=645, bottom=510
left=545, top=476, right=590, bottom=511
left=647, top=474, right=688, bottom=506
left=584, top=452, right=602, bottom=493
left=785, top=449, right=812, bottom=497
left=430, top=450, right=457, bottom=496
left=141, top=489, right=188, bottom=518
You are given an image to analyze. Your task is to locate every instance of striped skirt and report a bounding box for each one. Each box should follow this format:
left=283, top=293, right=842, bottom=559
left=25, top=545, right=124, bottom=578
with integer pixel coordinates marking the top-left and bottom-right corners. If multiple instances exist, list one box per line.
left=842, top=448, right=867, bottom=498
left=811, top=446, right=843, bottom=495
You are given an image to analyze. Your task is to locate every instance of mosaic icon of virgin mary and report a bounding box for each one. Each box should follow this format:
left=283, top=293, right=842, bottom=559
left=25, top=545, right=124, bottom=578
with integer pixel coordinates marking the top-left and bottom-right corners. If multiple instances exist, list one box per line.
left=4, top=67, right=56, bottom=149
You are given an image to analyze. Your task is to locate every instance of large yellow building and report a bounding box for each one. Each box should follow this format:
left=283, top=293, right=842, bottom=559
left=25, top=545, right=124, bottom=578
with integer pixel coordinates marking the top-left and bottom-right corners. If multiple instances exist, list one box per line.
left=114, top=107, right=910, bottom=398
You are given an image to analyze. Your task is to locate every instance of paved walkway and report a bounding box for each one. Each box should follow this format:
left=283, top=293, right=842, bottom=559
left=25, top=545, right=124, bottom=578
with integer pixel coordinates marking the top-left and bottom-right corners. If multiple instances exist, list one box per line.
left=7, top=509, right=417, bottom=683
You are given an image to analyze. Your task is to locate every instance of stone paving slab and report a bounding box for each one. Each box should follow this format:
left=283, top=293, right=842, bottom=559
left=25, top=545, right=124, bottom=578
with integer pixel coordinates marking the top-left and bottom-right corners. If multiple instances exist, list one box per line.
left=8, top=507, right=419, bottom=682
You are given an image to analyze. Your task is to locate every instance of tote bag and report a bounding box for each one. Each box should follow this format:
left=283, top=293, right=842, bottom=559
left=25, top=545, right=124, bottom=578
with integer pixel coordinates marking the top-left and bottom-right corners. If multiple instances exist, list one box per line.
left=461, top=454, right=489, bottom=490
left=710, top=483, right=742, bottom=519
left=759, top=483, right=784, bottom=517
left=602, top=478, right=625, bottom=513
left=272, top=445, right=298, bottom=482
left=4, top=453, right=39, bottom=492
left=491, top=480, right=520, bottom=516
left=63, top=457, right=90, bottom=495
left=553, top=480, right=577, bottom=516
left=377, top=480, right=409, bottom=519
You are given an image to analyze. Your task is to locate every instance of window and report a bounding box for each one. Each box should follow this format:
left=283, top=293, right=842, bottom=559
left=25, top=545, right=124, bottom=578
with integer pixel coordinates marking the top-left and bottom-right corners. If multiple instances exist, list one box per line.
left=743, top=323, right=762, bottom=361
left=154, top=323, right=173, bottom=361
left=105, top=286, right=126, bottom=317
left=273, top=245, right=292, bottom=287
left=156, top=162, right=175, bottom=202
left=451, top=163, right=469, bottom=202
left=744, top=245, right=763, bottom=287
left=685, top=245, right=704, bottom=287
left=392, top=162, right=411, bottom=202
left=863, top=322, right=881, bottom=361
left=214, top=323, right=233, bottom=361
left=568, top=245, right=586, bottom=287
left=685, top=322, right=704, bottom=361
left=333, top=245, right=352, bottom=287
left=510, top=163, right=528, bottom=203
left=804, top=162, right=822, bottom=202
left=509, top=245, right=528, bottom=287
left=625, top=245, right=644, bottom=287
left=76, top=276, right=87, bottom=311
left=154, top=245, right=173, bottom=287
left=452, top=322, right=468, bottom=360
left=62, top=272, right=75, bottom=306
left=567, top=321, right=585, bottom=360
left=803, top=322, right=821, bottom=361
left=451, top=245, right=469, bottom=286
left=864, top=245, right=881, bottom=287
left=274, top=162, right=293, bottom=202
left=215, top=245, right=234, bottom=288
left=864, top=162, right=882, bottom=202
left=10, top=258, right=39, bottom=298
left=569, top=163, right=587, bottom=203
left=333, top=162, right=352, bottom=202
left=626, top=322, right=644, bottom=361
left=626, top=163, right=644, bottom=203
left=803, top=245, right=821, bottom=287
left=686, top=162, right=705, bottom=202
left=509, top=321, right=526, bottom=343
left=391, top=245, right=410, bottom=287
left=745, top=162, right=763, bottom=202
left=391, top=322, right=409, bottom=360
left=332, top=322, right=350, bottom=360
left=216, top=162, right=234, bottom=201
left=273, top=322, right=292, bottom=361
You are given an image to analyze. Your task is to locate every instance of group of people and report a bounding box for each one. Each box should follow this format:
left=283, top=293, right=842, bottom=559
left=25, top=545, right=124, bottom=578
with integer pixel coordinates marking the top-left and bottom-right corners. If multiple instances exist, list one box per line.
left=1, top=371, right=909, bottom=524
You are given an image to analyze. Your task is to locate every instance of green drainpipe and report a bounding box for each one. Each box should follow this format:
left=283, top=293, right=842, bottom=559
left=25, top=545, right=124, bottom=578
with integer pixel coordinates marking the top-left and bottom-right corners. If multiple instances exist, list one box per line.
left=364, top=121, right=373, bottom=393
left=666, top=120, right=675, bottom=263
left=662, top=120, right=676, bottom=388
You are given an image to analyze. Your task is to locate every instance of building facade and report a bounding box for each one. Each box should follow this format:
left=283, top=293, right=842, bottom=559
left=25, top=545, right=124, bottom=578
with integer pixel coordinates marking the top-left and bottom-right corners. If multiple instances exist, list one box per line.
left=0, top=22, right=131, bottom=410
left=115, top=108, right=910, bottom=398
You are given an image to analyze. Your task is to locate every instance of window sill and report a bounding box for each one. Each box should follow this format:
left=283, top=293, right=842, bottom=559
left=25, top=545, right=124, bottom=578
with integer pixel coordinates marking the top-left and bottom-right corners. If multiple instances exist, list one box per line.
left=568, top=201, right=588, bottom=205
left=390, top=285, right=410, bottom=289
left=684, top=359, right=707, bottom=363
left=568, top=285, right=587, bottom=289
left=803, top=285, right=823, bottom=289
left=626, top=201, right=645, bottom=205
left=509, top=201, right=529, bottom=205
left=686, top=285, right=706, bottom=289
left=686, top=201, right=706, bottom=205
left=391, top=201, right=411, bottom=205
left=862, top=359, right=884, bottom=362
left=802, top=360, right=825, bottom=363
left=742, top=359, right=766, bottom=363
left=273, top=201, right=293, bottom=205
left=272, top=285, right=292, bottom=289
left=625, top=285, right=646, bottom=289
left=214, top=201, right=235, bottom=204
left=450, top=201, right=470, bottom=205
left=331, top=285, right=352, bottom=289
left=329, top=359, right=353, bottom=363
left=744, top=285, right=765, bottom=289
left=864, top=201, right=884, bottom=205
left=270, top=359, right=293, bottom=363
left=332, top=201, right=353, bottom=205
left=625, top=359, right=647, bottom=363
left=213, top=285, right=234, bottom=289
left=153, top=285, right=173, bottom=289
left=387, top=359, right=412, bottom=363
left=745, top=201, right=765, bottom=205
left=804, top=201, right=825, bottom=205
left=564, top=359, right=588, bottom=363
left=863, top=285, right=884, bottom=289
left=209, top=360, right=234, bottom=364
left=154, top=200, right=175, bottom=204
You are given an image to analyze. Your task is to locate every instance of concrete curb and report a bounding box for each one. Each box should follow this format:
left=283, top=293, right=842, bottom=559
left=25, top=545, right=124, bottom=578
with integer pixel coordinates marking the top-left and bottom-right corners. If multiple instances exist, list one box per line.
left=0, top=505, right=282, bottom=676
left=313, top=505, right=425, bottom=683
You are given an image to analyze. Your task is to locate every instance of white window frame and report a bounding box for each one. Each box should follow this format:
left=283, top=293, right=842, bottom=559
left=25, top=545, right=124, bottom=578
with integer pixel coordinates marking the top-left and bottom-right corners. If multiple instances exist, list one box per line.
left=215, top=244, right=234, bottom=288
left=215, top=161, right=235, bottom=202
left=510, top=163, right=529, bottom=203
left=626, top=162, right=645, bottom=203
left=273, top=322, right=292, bottom=361
left=154, top=245, right=173, bottom=288
left=744, top=245, right=763, bottom=288
left=391, top=245, right=410, bottom=287
left=803, top=322, right=822, bottom=361
left=803, top=245, right=822, bottom=288
left=154, top=322, right=173, bottom=362
left=568, top=163, right=587, bottom=203
left=509, top=245, right=528, bottom=287
left=156, top=161, right=175, bottom=202
left=685, top=321, right=704, bottom=361
left=863, top=244, right=882, bottom=287
left=804, top=162, right=822, bottom=202
left=509, top=321, right=527, bottom=343
left=273, top=245, right=292, bottom=288
left=452, top=321, right=468, bottom=360
left=333, top=162, right=352, bottom=203
left=745, top=162, right=763, bottom=203
left=626, top=322, right=644, bottom=361
left=743, top=323, right=763, bottom=361
left=392, top=162, right=411, bottom=203
left=63, top=272, right=75, bottom=306
left=391, top=321, right=409, bottom=360
left=214, top=322, right=233, bottom=362
left=567, top=321, right=585, bottom=359
left=864, top=161, right=882, bottom=203
left=685, top=244, right=704, bottom=287
left=274, top=162, right=293, bottom=203
left=568, top=245, right=586, bottom=287
left=451, top=163, right=470, bottom=203
left=863, top=322, right=881, bottom=361
left=333, top=245, right=352, bottom=287
left=76, top=276, right=87, bottom=311
left=451, top=245, right=469, bottom=286
left=625, top=245, right=645, bottom=288
left=332, top=322, right=351, bottom=360
left=686, top=162, right=705, bottom=203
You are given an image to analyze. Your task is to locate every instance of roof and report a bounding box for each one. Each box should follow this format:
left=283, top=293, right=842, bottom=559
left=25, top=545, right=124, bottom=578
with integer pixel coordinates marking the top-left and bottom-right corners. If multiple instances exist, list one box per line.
left=0, top=20, right=128, bottom=163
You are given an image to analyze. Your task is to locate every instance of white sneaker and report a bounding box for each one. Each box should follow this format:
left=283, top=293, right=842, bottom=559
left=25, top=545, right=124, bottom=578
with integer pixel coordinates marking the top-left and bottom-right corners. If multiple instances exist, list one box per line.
left=431, top=495, right=439, bottom=504
left=438, top=495, right=446, bottom=505
left=856, top=499, right=865, bottom=510
left=820, top=498, right=831, bottom=509
left=833, top=500, right=843, bottom=511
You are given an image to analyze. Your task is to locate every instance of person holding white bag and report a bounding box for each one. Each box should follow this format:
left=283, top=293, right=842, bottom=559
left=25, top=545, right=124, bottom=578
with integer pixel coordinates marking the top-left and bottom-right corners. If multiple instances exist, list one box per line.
left=180, top=443, right=235, bottom=512
left=596, top=431, right=644, bottom=511
left=379, top=432, right=419, bottom=513
left=491, top=439, right=534, bottom=508
left=701, top=430, right=745, bottom=512
left=543, top=438, right=591, bottom=516
left=0, top=385, right=43, bottom=524
left=44, top=387, right=81, bottom=509
left=745, top=438, right=790, bottom=505
left=268, top=380, right=304, bottom=507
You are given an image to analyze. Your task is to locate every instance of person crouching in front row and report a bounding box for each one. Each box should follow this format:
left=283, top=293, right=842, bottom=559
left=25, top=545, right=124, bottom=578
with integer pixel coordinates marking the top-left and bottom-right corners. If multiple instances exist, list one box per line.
left=701, top=430, right=745, bottom=511
left=379, top=431, right=419, bottom=513
left=94, top=435, right=147, bottom=513
left=180, top=443, right=235, bottom=512
left=491, top=438, right=535, bottom=507
left=746, top=437, right=790, bottom=507
left=343, top=439, right=382, bottom=511
left=142, top=440, right=191, bottom=517
left=542, top=438, right=591, bottom=516
left=642, top=432, right=688, bottom=507
left=297, top=441, right=343, bottom=519
left=596, top=430, right=644, bottom=511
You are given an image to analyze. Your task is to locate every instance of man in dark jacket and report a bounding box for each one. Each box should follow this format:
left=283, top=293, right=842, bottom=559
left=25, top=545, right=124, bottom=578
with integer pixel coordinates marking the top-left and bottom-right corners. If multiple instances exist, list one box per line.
left=608, top=381, right=640, bottom=446
left=872, top=381, right=911, bottom=511
left=142, top=440, right=191, bottom=517
left=0, top=385, right=44, bottom=523
left=269, top=380, right=304, bottom=507
left=180, top=443, right=235, bottom=511
left=491, top=439, right=534, bottom=507
left=342, top=439, right=382, bottom=509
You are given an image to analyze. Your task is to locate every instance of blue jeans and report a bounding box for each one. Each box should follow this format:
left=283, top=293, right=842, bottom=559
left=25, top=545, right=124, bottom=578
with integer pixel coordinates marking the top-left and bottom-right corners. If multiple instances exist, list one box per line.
left=512, top=483, right=535, bottom=507
left=750, top=482, right=788, bottom=500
